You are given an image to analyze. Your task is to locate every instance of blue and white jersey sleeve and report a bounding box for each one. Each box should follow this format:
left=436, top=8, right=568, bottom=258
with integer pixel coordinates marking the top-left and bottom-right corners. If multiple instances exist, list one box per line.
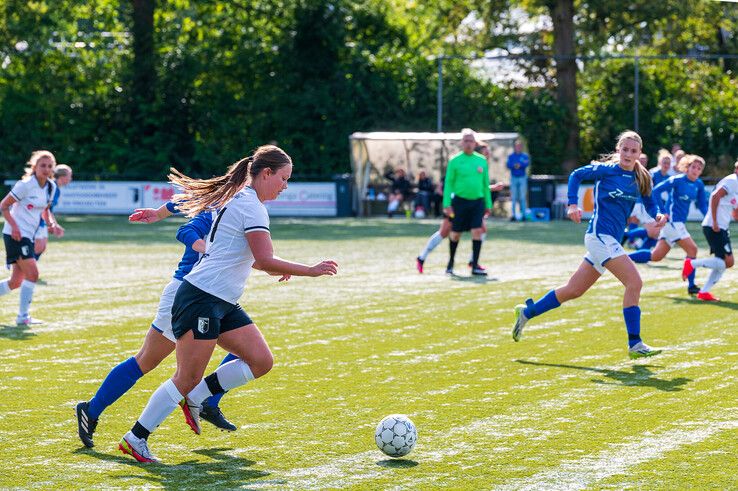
left=640, top=190, right=658, bottom=220
left=173, top=210, right=214, bottom=281
left=652, top=177, right=674, bottom=215
left=696, top=179, right=708, bottom=216
left=567, top=162, right=615, bottom=205
left=165, top=201, right=179, bottom=214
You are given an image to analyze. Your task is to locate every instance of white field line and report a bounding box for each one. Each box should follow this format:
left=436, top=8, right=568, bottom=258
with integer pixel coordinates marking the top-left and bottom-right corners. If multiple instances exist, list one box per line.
left=494, top=413, right=738, bottom=491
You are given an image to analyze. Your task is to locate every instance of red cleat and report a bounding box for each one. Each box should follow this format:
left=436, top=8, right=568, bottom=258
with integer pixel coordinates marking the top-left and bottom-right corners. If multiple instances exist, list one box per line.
left=697, top=291, right=720, bottom=302
left=681, top=258, right=695, bottom=281
left=179, top=398, right=202, bottom=435
left=416, top=257, right=424, bottom=274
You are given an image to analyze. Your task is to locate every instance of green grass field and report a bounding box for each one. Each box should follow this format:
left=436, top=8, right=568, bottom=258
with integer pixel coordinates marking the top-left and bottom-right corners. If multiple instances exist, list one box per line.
left=1, top=216, right=736, bottom=490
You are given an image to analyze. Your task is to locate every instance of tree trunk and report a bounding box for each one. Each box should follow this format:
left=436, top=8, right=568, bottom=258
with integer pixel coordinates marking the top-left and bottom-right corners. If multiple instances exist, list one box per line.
left=550, top=0, right=578, bottom=172
left=131, top=0, right=156, bottom=139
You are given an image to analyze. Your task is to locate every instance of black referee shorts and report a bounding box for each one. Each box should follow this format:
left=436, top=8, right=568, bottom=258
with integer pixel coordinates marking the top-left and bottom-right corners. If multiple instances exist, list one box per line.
left=451, top=196, right=485, bottom=232
left=702, top=226, right=732, bottom=259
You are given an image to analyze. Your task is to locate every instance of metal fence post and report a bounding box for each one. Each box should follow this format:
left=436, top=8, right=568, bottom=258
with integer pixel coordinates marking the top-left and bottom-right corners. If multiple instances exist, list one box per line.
left=437, top=56, right=443, bottom=132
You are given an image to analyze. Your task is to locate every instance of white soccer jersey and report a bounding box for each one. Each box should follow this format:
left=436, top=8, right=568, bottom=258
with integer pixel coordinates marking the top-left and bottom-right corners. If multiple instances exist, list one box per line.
left=185, top=187, right=269, bottom=304
left=702, top=173, right=738, bottom=230
left=2, top=176, right=56, bottom=239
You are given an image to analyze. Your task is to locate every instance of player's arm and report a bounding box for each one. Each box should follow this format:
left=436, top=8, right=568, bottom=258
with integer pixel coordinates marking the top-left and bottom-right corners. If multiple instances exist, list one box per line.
left=129, top=201, right=177, bottom=223
left=176, top=211, right=212, bottom=253
left=0, top=193, right=21, bottom=240
left=482, top=161, right=492, bottom=212
left=43, top=208, right=64, bottom=237
left=641, top=192, right=667, bottom=227
left=697, top=182, right=708, bottom=216
left=442, top=160, right=456, bottom=215
left=565, top=163, right=601, bottom=223
left=710, top=187, right=728, bottom=232
left=248, top=231, right=337, bottom=277
left=652, top=177, right=672, bottom=214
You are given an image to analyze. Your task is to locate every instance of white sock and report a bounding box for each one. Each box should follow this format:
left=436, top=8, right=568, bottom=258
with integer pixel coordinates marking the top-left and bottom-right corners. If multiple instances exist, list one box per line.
left=388, top=200, right=399, bottom=213
left=0, top=280, right=10, bottom=296
left=692, top=257, right=725, bottom=270
left=419, top=231, right=443, bottom=260
left=701, top=262, right=726, bottom=293
left=18, top=280, right=35, bottom=317
left=187, top=360, right=255, bottom=406
left=137, top=379, right=182, bottom=432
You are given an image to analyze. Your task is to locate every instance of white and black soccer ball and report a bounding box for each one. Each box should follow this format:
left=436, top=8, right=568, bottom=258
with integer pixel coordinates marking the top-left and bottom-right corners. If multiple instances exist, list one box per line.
left=375, top=414, right=417, bottom=458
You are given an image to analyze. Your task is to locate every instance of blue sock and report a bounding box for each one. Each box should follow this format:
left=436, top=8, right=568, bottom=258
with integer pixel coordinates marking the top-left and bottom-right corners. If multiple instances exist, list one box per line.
left=686, top=256, right=696, bottom=287
left=642, top=238, right=657, bottom=249
left=629, top=250, right=652, bottom=263
left=623, top=306, right=641, bottom=347
left=205, top=353, right=239, bottom=407
left=523, top=290, right=560, bottom=319
left=626, top=227, right=648, bottom=240
left=87, top=357, right=144, bottom=420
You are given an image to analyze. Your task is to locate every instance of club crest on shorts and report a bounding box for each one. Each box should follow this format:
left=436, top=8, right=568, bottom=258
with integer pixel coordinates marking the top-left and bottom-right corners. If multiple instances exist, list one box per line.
left=21, top=245, right=29, bottom=256
left=197, top=317, right=210, bottom=334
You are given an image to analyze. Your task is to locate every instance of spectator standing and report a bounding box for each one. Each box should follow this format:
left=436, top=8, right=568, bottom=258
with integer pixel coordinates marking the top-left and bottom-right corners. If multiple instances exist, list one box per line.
left=507, top=140, right=530, bottom=221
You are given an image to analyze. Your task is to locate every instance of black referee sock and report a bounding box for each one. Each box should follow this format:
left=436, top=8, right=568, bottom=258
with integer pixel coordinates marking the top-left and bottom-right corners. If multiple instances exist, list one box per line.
left=471, top=239, right=482, bottom=267
left=448, top=239, right=459, bottom=268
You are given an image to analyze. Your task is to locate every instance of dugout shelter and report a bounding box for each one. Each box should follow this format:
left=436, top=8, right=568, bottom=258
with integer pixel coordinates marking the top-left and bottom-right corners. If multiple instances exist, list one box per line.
left=350, top=131, right=519, bottom=216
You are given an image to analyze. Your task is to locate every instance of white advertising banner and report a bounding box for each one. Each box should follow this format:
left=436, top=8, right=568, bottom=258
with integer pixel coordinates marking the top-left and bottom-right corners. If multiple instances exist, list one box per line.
left=4, top=180, right=337, bottom=216
left=264, top=182, right=337, bottom=217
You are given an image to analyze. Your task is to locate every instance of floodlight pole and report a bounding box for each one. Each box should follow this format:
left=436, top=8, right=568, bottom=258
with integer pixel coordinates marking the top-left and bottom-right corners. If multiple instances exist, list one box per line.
left=437, top=55, right=444, bottom=132
left=634, top=53, right=640, bottom=132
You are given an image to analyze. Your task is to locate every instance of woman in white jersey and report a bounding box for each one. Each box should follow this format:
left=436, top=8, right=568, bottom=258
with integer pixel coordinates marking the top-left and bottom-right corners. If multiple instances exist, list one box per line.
left=0, top=150, right=60, bottom=325
left=119, top=145, right=338, bottom=463
left=681, top=160, right=738, bottom=301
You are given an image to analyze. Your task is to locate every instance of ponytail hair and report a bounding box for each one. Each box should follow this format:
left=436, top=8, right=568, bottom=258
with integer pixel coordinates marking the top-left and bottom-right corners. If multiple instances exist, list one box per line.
left=23, top=150, right=56, bottom=179
left=598, top=130, right=651, bottom=196
left=170, top=144, right=292, bottom=217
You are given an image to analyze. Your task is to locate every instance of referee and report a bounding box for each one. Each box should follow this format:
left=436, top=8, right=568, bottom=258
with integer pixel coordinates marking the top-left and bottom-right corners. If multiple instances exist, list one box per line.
left=443, top=128, right=492, bottom=275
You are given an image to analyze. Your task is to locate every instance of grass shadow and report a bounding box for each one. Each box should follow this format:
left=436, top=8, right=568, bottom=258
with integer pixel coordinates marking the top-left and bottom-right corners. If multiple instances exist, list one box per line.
left=659, top=295, right=738, bottom=311
left=74, top=446, right=270, bottom=490
left=516, top=359, right=691, bottom=392
left=376, top=458, right=419, bottom=468
left=449, top=274, right=499, bottom=283
left=0, top=324, right=36, bottom=340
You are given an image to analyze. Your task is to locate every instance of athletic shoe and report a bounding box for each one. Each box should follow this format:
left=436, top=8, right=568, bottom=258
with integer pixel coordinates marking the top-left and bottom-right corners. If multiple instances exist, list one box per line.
left=628, top=341, right=663, bottom=359
left=75, top=401, right=98, bottom=448
left=179, top=398, right=202, bottom=435
left=471, top=266, right=488, bottom=276
left=445, top=267, right=454, bottom=276
left=468, top=261, right=487, bottom=270
left=512, top=304, right=528, bottom=342
left=200, top=400, right=237, bottom=432
left=697, top=291, right=720, bottom=302
left=416, top=257, right=424, bottom=274
left=16, top=315, right=43, bottom=326
left=687, top=285, right=701, bottom=295
left=681, top=258, right=694, bottom=281
left=119, top=431, right=159, bottom=463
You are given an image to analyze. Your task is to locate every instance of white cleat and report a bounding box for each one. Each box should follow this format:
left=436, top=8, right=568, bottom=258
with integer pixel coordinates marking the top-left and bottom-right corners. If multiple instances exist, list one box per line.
left=16, top=316, right=43, bottom=326
left=119, top=431, right=159, bottom=463
left=512, top=304, right=528, bottom=342
left=628, top=341, right=663, bottom=359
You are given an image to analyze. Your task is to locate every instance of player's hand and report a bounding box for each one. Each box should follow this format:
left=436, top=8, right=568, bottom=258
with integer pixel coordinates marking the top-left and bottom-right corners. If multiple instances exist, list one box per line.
left=129, top=208, right=160, bottom=223
left=277, top=274, right=291, bottom=282
left=443, top=207, right=454, bottom=218
left=732, top=208, right=738, bottom=221
left=483, top=208, right=491, bottom=219
left=566, top=205, right=582, bottom=223
left=712, top=223, right=720, bottom=233
left=50, top=224, right=65, bottom=237
left=10, top=226, right=21, bottom=241
left=309, top=260, right=338, bottom=277
left=654, top=214, right=667, bottom=228
left=490, top=182, right=505, bottom=192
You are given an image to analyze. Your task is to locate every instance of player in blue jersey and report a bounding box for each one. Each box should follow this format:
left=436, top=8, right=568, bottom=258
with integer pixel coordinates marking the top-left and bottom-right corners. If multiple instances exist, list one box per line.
left=75, top=203, right=241, bottom=448
left=119, top=145, right=338, bottom=463
left=33, top=164, right=72, bottom=262
left=629, top=155, right=708, bottom=295
left=511, top=131, right=667, bottom=359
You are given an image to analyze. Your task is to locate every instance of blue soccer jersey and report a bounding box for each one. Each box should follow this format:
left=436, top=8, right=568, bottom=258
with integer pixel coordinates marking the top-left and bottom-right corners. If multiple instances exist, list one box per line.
left=653, top=174, right=707, bottom=223
left=568, top=162, right=657, bottom=242
left=172, top=209, right=214, bottom=281
left=650, top=169, right=671, bottom=187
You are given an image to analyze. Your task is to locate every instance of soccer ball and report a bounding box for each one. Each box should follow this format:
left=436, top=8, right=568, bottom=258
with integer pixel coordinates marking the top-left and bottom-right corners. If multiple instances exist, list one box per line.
left=375, top=414, right=417, bottom=457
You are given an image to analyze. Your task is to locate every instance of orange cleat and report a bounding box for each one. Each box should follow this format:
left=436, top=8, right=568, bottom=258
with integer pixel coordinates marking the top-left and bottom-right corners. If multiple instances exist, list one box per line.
left=696, top=291, right=720, bottom=302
